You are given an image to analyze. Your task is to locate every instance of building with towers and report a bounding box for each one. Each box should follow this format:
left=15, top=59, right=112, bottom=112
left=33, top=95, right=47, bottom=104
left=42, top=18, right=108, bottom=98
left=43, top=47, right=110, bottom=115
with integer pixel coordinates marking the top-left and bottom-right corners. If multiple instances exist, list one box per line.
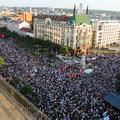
left=77, top=3, right=83, bottom=14
left=33, top=4, right=93, bottom=54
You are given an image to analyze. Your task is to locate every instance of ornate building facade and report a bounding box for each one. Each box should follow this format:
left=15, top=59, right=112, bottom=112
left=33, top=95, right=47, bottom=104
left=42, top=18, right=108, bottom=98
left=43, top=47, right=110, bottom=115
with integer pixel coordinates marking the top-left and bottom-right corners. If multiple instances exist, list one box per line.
left=33, top=5, right=93, bottom=54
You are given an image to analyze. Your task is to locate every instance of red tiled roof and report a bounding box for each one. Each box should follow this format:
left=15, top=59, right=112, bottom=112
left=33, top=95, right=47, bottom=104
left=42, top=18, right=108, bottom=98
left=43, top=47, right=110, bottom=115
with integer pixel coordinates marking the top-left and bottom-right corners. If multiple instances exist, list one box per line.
left=20, top=27, right=32, bottom=32
left=34, top=15, right=71, bottom=21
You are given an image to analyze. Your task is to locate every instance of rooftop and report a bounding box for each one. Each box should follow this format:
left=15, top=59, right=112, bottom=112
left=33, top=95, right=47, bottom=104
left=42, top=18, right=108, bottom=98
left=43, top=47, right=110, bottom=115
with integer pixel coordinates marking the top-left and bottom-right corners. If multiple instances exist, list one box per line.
left=104, top=93, right=120, bottom=110
left=34, top=14, right=91, bottom=26
left=20, top=27, right=32, bottom=33
left=9, top=19, right=23, bottom=24
left=34, top=15, right=71, bottom=22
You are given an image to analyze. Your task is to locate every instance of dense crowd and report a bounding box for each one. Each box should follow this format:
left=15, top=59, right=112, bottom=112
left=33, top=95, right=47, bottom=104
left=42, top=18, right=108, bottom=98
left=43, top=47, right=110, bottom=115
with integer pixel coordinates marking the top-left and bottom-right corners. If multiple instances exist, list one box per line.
left=0, top=38, right=120, bottom=120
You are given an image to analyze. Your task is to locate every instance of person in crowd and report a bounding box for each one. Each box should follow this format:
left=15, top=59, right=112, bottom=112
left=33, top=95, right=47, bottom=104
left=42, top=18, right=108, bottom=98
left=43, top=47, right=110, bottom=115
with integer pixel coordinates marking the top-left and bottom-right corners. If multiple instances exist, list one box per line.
left=0, top=38, right=120, bottom=120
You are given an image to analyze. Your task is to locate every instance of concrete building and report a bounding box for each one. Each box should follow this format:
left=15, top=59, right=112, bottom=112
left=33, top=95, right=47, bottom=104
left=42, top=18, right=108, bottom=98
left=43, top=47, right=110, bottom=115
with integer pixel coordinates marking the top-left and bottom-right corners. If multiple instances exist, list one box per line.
left=93, top=20, right=120, bottom=48
left=33, top=5, right=93, bottom=54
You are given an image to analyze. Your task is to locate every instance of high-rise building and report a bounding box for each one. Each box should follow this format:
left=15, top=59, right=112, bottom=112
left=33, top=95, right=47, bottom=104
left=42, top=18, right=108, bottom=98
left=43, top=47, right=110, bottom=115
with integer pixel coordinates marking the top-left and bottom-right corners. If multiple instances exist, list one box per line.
left=33, top=5, right=93, bottom=54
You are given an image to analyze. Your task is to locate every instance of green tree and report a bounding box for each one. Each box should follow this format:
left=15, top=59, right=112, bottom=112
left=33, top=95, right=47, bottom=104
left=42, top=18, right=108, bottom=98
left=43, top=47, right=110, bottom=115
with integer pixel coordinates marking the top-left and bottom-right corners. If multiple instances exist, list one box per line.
left=0, top=27, right=72, bottom=55
left=0, top=57, right=5, bottom=66
left=21, top=85, right=34, bottom=96
left=9, top=75, right=21, bottom=89
left=21, top=85, right=40, bottom=103
left=60, top=46, right=69, bottom=55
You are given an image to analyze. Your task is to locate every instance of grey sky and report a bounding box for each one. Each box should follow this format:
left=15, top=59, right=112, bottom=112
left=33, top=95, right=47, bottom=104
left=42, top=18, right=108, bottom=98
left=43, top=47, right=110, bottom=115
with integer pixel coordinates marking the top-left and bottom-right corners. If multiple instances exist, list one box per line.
left=0, top=0, right=120, bottom=11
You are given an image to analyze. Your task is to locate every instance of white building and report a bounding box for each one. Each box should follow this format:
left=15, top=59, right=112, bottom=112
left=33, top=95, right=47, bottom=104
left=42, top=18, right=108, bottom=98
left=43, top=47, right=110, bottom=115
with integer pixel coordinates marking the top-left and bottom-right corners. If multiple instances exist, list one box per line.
left=19, top=21, right=31, bottom=29
left=93, top=20, right=120, bottom=48
left=0, top=18, right=33, bottom=37
left=7, top=19, right=31, bottom=32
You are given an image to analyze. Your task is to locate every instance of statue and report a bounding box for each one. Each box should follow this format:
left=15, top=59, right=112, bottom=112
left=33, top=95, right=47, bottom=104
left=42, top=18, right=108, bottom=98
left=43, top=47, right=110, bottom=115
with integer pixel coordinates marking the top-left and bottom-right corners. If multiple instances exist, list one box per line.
left=80, top=55, right=86, bottom=69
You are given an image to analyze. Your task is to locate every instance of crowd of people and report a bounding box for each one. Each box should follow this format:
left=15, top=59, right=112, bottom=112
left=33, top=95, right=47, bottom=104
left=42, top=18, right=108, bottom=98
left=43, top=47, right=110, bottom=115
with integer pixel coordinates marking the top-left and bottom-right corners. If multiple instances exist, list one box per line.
left=0, top=38, right=120, bottom=120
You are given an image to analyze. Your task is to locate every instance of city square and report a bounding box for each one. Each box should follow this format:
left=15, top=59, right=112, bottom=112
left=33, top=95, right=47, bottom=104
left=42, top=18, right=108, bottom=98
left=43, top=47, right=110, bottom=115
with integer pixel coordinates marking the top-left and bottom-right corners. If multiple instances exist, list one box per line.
left=0, top=1, right=120, bottom=120
left=0, top=37, right=119, bottom=119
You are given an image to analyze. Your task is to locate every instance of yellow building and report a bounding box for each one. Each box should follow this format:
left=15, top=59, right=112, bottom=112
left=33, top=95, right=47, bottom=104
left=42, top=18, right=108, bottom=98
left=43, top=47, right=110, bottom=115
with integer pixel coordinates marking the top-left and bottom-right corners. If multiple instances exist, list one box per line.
left=12, top=12, right=32, bottom=24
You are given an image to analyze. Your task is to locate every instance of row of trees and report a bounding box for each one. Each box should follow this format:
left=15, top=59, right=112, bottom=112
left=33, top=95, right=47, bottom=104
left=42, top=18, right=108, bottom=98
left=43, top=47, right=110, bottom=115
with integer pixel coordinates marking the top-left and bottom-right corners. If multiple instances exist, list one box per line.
left=0, top=27, right=71, bottom=56
left=9, top=75, right=40, bottom=104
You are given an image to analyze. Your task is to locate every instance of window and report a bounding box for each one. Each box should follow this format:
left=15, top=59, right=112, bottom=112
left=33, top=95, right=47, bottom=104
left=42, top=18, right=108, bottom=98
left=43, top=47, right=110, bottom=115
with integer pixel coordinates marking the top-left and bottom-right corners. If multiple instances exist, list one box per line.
left=98, top=25, right=102, bottom=30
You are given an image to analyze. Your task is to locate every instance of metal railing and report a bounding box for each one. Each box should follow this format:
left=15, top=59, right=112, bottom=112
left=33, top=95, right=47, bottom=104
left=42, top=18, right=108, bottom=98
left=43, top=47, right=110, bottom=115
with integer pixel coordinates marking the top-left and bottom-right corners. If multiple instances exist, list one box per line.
left=0, top=76, right=48, bottom=120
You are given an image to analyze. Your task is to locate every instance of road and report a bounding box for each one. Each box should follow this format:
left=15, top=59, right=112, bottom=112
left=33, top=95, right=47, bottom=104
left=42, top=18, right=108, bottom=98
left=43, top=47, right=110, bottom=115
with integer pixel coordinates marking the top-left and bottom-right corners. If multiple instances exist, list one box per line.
left=0, top=93, right=26, bottom=120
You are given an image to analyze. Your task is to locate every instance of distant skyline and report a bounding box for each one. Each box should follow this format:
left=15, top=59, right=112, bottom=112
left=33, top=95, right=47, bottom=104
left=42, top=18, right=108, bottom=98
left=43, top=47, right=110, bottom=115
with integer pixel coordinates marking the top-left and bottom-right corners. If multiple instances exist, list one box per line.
left=0, top=0, right=120, bottom=11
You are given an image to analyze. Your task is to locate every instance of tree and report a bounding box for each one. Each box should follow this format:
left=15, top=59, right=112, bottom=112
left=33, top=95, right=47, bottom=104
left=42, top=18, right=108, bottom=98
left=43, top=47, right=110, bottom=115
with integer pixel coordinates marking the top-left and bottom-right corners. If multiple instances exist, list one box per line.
left=21, top=85, right=40, bottom=104
left=0, top=27, right=72, bottom=55
left=115, top=73, right=120, bottom=93
left=60, top=46, right=69, bottom=55
left=0, top=57, right=5, bottom=76
left=0, top=57, right=5, bottom=66
left=9, top=75, right=21, bottom=89
left=21, top=85, right=34, bottom=96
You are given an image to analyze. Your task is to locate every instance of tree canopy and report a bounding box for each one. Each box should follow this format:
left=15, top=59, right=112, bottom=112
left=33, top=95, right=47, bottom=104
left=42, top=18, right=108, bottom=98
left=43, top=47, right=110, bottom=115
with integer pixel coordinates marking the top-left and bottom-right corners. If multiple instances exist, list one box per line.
left=0, top=27, right=71, bottom=56
left=0, top=57, right=5, bottom=66
left=9, top=75, right=21, bottom=89
left=20, top=85, right=40, bottom=103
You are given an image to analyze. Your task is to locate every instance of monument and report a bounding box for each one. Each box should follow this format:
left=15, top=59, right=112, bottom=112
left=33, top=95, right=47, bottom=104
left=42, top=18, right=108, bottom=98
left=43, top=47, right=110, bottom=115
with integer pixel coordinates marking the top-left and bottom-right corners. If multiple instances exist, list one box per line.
left=80, top=55, right=86, bottom=69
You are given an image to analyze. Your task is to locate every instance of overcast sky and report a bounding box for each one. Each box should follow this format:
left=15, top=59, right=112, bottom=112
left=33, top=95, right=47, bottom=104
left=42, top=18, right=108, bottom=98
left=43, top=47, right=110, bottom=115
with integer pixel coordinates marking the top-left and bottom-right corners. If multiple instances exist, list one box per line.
left=0, top=0, right=120, bottom=11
